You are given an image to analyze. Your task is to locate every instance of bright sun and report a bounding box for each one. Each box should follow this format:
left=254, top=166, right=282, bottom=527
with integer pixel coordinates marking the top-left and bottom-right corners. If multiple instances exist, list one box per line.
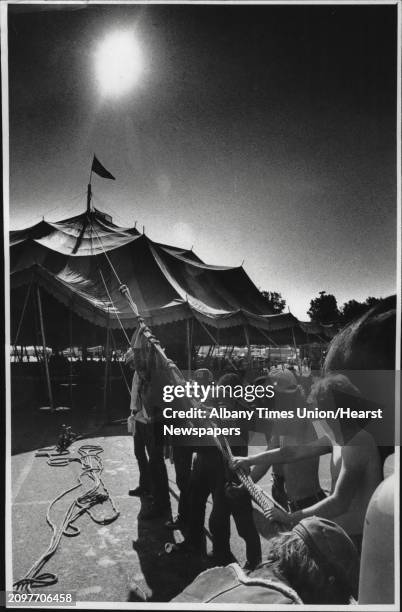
left=95, top=31, right=142, bottom=97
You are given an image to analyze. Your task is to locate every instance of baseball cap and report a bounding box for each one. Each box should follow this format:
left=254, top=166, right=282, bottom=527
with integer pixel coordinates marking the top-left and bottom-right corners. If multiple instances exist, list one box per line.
left=293, top=516, right=359, bottom=598
left=269, top=368, right=298, bottom=394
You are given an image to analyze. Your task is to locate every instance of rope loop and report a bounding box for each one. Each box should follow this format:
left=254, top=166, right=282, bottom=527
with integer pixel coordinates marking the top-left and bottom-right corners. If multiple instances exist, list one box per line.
left=63, top=523, right=81, bottom=537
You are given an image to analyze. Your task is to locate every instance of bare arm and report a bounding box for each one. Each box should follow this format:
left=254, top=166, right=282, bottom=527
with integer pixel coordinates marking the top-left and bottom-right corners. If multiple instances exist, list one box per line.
left=249, top=463, right=271, bottom=483
left=291, top=445, right=366, bottom=521
left=266, top=445, right=368, bottom=525
left=249, top=432, right=277, bottom=482
left=232, top=435, right=332, bottom=472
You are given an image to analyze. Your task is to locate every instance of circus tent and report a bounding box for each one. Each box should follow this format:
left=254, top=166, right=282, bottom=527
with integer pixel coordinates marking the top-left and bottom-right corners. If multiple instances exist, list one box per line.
left=10, top=206, right=317, bottom=350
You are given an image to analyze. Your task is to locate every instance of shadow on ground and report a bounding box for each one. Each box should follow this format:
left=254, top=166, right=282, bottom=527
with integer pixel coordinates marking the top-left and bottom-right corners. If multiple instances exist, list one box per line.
left=129, top=502, right=278, bottom=601
left=131, top=496, right=212, bottom=602
left=11, top=403, right=129, bottom=455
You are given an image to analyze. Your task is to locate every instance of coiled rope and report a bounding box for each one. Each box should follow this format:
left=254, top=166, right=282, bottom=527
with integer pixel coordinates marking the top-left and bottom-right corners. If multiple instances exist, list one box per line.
left=13, top=444, right=119, bottom=593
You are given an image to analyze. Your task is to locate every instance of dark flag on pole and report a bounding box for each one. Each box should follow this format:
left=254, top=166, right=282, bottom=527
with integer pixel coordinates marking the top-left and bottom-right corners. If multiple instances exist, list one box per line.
left=91, top=155, right=116, bottom=180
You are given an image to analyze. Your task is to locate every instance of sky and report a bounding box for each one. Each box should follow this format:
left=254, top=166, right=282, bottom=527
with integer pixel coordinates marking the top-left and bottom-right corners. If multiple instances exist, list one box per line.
left=6, top=2, right=398, bottom=319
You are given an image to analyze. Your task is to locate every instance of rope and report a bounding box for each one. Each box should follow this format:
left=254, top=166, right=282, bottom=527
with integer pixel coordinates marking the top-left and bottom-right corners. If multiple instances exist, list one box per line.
left=90, top=222, right=124, bottom=286
left=257, top=326, right=279, bottom=348
left=98, top=269, right=131, bottom=344
left=87, top=220, right=132, bottom=395
left=13, top=279, right=33, bottom=347
left=90, top=218, right=140, bottom=320
left=196, top=316, right=219, bottom=345
left=13, top=444, right=119, bottom=593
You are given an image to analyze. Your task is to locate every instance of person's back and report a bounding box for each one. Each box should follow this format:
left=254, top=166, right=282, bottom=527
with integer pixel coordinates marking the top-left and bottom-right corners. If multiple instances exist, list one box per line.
left=172, top=563, right=301, bottom=604
left=172, top=517, right=359, bottom=605
left=330, top=428, right=381, bottom=539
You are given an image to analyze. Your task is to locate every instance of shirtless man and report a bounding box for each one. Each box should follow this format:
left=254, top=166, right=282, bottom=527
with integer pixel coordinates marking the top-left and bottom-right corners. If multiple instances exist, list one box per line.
left=268, top=419, right=327, bottom=511
left=247, top=369, right=328, bottom=512
left=233, top=373, right=382, bottom=551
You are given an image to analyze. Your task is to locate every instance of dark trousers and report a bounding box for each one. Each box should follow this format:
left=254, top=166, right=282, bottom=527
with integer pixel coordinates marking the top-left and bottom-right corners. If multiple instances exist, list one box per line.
left=271, top=473, right=327, bottom=513
left=172, top=446, right=193, bottom=523
left=271, top=473, right=288, bottom=509
left=287, top=489, right=327, bottom=512
left=227, top=493, right=262, bottom=567
left=187, top=449, right=261, bottom=565
left=133, top=420, right=171, bottom=514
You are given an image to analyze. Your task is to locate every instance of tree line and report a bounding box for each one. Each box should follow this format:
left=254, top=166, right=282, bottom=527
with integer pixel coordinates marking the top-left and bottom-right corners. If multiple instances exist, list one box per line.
left=261, top=290, right=387, bottom=327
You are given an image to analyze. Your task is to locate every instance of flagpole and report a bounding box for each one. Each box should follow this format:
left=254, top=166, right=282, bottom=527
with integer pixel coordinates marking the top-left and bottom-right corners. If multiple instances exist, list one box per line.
left=86, top=183, right=92, bottom=214
left=87, top=158, right=93, bottom=214
left=87, top=156, right=115, bottom=215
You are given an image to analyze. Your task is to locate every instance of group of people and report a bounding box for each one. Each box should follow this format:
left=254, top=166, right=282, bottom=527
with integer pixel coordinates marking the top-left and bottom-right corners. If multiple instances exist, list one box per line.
left=126, top=349, right=391, bottom=605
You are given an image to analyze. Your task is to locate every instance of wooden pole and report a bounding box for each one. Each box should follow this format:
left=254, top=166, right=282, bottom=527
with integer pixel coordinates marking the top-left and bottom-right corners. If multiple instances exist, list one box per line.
left=33, top=344, right=40, bottom=362
left=244, top=324, right=251, bottom=357
left=103, top=310, right=111, bottom=421
left=36, top=285, right=54, bottom=409
left=69, top=303, right=73, bottom=408
left=13, top=280, right=32, bottom=346
left=243, top=324, right=252, bottom=379
left=206, top=344, right=214, bottom=360
left=186, top=318, right=192, bottom=379
left=291, top=326, right=302, bottom=374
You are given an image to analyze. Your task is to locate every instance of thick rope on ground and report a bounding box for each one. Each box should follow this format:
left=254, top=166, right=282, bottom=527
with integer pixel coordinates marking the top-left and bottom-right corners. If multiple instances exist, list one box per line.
left=13, top=444, right=120, bottom=593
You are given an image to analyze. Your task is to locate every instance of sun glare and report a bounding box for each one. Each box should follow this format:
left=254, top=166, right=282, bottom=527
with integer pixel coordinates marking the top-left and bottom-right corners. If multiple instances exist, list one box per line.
left=95, top=31, right=142, bottom=97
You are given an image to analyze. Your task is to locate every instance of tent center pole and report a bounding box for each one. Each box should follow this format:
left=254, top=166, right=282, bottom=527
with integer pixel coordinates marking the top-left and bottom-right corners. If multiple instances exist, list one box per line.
left=69, top=303, right=73, bottom=409
left=36, top=285, right=54, bottom=410
left=291, top=326, right=302, bottom=374
left=186, top=318, right=193, bottom=378
left=243, top=324, right=252, bottom=376
left=103, top=311, right=111, bottom=421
